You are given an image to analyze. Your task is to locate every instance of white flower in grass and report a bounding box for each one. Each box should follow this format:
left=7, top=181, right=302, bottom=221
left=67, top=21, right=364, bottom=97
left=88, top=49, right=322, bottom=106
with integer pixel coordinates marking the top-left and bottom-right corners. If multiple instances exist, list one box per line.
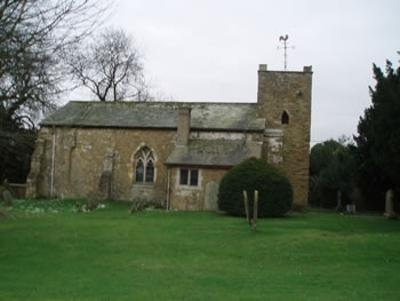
left=32, top=208, right=44, bottom=214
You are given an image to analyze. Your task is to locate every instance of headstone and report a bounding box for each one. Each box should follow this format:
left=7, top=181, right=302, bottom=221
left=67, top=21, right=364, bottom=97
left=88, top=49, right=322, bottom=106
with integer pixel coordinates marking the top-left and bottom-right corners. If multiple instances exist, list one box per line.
left=346, top=204, right=356, bottom=214
left=384, top=189, right=396, bottom=219
left=2, top=190, right=13, bottom=206
left=335, top=190, right=343, bottom=212
left=204, top=181, right=219, bottom=211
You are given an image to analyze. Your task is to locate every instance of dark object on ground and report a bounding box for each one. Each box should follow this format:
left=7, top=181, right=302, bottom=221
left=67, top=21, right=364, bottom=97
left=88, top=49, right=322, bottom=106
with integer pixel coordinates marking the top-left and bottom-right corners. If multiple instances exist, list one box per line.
left=129, top=199, right=162, bottom=213
left=86, top=199, right=98, bottom=211
left=129, top=199, right=147, bottom=213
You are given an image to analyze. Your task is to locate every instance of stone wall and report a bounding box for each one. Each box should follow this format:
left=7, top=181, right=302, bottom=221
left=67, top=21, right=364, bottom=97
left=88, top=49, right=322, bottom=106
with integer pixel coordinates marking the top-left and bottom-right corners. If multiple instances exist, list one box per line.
left=257, top=65, right=313, bottom=208
left=168, top=167, right=228, bottom=210
left=27, top=126, right=257, bottom=209
left=27, top=65, right=312, bottom=210
left=27, top=127, right=177, bottom=203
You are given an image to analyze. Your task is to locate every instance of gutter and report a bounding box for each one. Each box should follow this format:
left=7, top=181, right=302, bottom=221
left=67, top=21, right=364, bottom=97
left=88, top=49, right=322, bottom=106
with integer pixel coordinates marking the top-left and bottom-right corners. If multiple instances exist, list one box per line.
left=39, top=124, right=264, bottom=133
left=166, top=168, right=171, bottom=210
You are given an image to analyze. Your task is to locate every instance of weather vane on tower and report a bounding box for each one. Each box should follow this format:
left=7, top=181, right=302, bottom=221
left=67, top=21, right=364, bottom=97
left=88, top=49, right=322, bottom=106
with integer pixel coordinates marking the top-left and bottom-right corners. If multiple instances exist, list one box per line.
left=278, top=34, right=295, bottom=71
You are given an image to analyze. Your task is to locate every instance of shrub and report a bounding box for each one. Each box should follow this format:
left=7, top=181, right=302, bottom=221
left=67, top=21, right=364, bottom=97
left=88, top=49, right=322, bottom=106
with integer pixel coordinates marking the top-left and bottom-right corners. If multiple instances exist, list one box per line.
left=218, top=158, right=293, bottom=217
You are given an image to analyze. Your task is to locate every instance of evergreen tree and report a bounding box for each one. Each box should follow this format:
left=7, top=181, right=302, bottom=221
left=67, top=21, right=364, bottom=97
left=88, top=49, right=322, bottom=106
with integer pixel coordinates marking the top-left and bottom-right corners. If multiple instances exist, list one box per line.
left=309, top=138, right=355, bottom=208
left=354, top=60, right=400, bottom=209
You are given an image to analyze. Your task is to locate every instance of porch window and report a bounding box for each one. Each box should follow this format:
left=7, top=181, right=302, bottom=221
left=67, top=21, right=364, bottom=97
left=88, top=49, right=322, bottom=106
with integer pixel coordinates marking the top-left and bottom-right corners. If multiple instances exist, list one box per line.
left=180, top=169, right=189, bottom=185
left=180, top=168, right=199, bottom=186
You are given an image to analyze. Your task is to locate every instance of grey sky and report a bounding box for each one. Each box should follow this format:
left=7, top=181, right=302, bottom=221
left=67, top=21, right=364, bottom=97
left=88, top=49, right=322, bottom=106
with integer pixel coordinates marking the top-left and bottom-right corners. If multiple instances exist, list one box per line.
left=71, top=0, right=400, bottom=144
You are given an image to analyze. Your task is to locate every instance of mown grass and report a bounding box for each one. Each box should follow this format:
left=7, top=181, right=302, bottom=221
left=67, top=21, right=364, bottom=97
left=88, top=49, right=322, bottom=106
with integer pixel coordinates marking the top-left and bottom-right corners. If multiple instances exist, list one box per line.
left=0, top=200, right=399, bottom=301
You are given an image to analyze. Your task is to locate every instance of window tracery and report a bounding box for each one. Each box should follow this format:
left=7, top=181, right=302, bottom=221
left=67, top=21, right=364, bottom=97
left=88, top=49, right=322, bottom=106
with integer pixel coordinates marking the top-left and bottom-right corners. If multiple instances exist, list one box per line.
left=134, top=146, right=155, bottom=183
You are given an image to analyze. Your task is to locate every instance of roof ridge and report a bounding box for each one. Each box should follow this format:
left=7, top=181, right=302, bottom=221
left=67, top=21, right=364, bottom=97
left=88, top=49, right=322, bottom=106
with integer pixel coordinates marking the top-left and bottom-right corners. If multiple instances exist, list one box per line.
left=68, top=100, right=257, bottom=105
left=41, top=100, right=265, bottom=131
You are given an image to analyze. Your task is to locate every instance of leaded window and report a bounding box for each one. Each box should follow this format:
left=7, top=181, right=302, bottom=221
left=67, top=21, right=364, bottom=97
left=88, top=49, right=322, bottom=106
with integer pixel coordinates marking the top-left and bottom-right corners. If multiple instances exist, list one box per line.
left=180, top=168, right=199, bottom=186
left=135, top=147, right=155, bottom=184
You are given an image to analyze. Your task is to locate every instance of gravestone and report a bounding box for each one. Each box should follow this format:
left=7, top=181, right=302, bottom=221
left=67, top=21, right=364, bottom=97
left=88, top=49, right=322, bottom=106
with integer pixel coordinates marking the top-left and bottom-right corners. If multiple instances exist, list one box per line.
left=204, top=181, right=219, bottom=211
left=346, top=204, right=356, bottom=214
left=384, top=189, right=396, bottom=219
left=2, top=190, right=13, bottom=206
left=335, top=190, right=343, bottom=212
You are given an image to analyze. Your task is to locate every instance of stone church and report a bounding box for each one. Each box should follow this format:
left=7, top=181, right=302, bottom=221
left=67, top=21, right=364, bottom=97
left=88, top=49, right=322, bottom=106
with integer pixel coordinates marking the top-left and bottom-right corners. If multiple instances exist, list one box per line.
left=26, top=64, right=312, bottom=210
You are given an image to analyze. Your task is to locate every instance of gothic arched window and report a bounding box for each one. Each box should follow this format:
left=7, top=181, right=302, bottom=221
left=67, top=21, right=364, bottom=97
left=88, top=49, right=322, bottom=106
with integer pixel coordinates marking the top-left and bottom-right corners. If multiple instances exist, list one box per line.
left=281, top=111, right=289, bottom=125
left=135, top=147, right=155, bottom=183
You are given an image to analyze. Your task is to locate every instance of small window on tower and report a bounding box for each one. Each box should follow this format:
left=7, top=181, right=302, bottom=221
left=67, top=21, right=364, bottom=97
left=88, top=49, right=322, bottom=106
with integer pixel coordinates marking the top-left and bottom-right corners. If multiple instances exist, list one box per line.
left=281, top=111, right=289, bottom=125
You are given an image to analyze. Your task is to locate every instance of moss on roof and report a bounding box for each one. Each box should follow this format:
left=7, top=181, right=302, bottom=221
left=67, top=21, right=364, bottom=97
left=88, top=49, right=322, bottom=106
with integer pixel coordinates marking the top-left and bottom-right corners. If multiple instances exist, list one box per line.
left=165, top=139, right=263, bottom=167
left=41, top=101, right=265, bottom=132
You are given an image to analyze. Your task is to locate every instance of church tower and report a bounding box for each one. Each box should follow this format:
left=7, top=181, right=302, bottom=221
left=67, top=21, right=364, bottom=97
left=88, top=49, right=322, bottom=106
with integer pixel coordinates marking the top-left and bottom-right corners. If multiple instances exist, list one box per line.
left=257, top=64, right=313, bottom=208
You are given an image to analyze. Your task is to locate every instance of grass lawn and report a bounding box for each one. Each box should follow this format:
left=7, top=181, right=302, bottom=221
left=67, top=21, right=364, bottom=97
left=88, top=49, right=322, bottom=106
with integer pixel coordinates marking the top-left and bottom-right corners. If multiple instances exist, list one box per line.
left=0, top=200, right=399, bottom=301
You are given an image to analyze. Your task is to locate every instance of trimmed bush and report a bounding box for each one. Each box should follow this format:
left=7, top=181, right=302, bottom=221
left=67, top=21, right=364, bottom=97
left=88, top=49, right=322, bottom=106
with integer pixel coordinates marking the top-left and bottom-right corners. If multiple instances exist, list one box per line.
left=218, top=158, right=293, bottom=217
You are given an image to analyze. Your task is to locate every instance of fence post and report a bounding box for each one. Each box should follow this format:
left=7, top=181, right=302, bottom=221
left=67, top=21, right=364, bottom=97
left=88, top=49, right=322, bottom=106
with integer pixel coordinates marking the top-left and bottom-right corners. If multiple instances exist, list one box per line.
left=243, top=190, right=250, bottom=225
left=252, top=190, right=259, bottom=231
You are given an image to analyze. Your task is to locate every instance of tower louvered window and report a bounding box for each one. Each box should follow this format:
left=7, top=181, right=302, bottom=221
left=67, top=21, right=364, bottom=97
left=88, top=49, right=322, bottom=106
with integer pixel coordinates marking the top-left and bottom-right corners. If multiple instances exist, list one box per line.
left=281, top=111, right=289, bottom=125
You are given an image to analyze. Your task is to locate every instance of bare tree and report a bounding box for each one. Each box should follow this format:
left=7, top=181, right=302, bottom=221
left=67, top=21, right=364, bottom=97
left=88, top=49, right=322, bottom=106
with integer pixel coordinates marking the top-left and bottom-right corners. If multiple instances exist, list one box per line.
left=66, top=28, right=149, bottom=101
left=0, top=0, right=108, bottom=127
left=0, top=0, right=108, bottom=183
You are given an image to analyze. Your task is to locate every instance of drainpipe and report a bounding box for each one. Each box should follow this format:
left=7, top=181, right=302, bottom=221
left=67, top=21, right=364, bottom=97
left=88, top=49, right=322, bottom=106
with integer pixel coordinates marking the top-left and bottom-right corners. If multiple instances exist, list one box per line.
left=166, top=168, right=171, bottom=210
left=50, top=126, right=56, bottom=197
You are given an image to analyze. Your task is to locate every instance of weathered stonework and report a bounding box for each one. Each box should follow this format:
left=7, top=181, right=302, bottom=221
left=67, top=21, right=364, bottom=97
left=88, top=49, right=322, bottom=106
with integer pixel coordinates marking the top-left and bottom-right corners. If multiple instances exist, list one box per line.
left=27, top=64, right=312, bottom=210
left=257, top=66, right=313, bottom=207
left=169, top=167, right=227, bottom=210
left=28, top=127, right=177, bottom=203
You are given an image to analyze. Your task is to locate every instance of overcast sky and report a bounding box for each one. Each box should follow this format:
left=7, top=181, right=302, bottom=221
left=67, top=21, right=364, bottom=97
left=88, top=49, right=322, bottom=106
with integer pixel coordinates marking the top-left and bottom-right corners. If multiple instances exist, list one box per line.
left=70, top=0, right=400, bottom=144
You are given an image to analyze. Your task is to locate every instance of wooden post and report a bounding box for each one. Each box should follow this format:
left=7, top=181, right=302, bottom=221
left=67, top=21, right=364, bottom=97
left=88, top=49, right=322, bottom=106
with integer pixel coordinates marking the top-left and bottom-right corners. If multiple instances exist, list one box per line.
left=243, top=190, right=250, bottom=224
left=252, top=190, right=259, bottom=231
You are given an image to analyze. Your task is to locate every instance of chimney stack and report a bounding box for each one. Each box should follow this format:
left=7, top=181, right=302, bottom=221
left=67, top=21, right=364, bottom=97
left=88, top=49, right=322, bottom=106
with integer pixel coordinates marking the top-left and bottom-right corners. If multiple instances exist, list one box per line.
left=176, top=107, right=191, bottom=145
